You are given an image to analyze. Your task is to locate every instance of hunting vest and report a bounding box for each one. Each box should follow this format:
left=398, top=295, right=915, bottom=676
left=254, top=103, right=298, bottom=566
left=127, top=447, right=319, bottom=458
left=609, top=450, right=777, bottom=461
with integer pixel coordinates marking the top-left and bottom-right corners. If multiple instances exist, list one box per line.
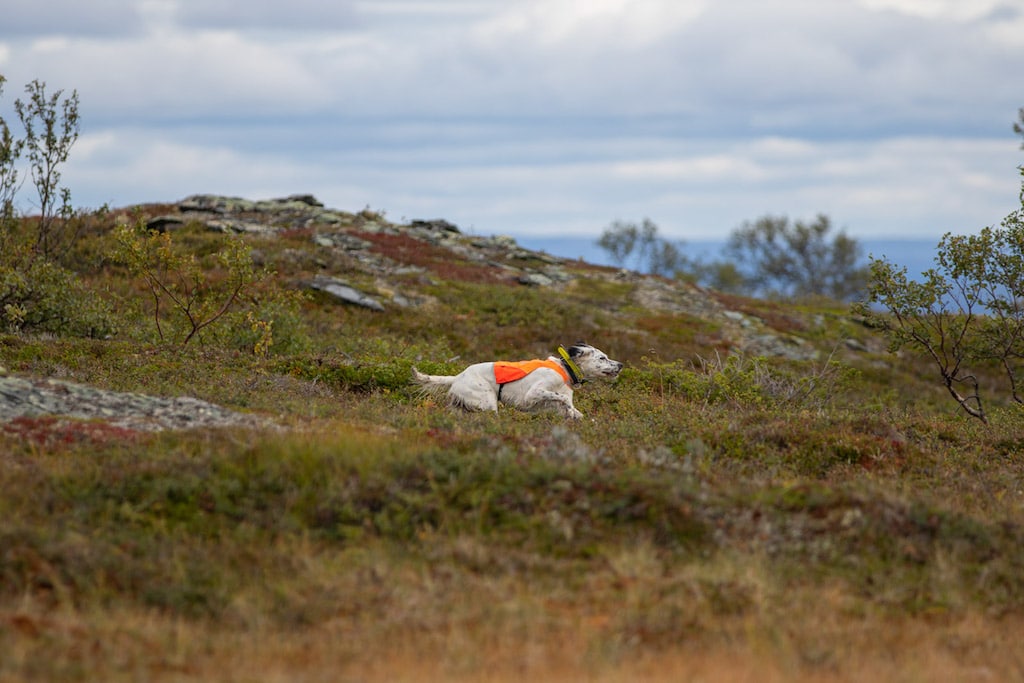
left=493, top=359, right=570, bottom=386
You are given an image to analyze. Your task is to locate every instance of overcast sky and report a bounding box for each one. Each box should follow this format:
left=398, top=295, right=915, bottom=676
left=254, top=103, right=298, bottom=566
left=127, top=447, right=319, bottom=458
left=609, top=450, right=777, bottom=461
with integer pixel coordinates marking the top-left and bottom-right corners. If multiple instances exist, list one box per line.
left=1, top=0, right=1022, bottom=243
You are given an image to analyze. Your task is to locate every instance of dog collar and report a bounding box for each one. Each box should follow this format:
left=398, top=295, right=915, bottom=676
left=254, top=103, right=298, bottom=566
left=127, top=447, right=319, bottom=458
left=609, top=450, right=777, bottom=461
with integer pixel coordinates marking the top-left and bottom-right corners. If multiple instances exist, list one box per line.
left=557, top=346, right=585, bottom=385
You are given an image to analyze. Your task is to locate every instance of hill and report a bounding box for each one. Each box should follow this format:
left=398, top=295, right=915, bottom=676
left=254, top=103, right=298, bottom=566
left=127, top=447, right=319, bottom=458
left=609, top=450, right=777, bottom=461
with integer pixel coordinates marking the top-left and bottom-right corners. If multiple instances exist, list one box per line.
left=2, top=194, right=1023, bottom=682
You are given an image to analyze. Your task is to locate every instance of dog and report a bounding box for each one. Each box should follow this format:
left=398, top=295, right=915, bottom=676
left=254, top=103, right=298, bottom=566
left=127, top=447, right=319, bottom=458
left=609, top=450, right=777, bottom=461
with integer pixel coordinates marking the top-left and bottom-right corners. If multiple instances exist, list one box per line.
left=411, top=343, right=623, bottom=419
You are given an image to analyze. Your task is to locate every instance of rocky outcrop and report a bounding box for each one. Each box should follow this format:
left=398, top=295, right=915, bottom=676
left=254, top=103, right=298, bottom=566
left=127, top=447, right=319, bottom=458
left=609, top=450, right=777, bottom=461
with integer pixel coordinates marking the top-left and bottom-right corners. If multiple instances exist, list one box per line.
left=0, top=375, right=269, bottom=432
left=136, top=193, right=825, bottom=360
left=141, top=193, right=581, bottom=308
left=630, top=276, right=819, bottom=361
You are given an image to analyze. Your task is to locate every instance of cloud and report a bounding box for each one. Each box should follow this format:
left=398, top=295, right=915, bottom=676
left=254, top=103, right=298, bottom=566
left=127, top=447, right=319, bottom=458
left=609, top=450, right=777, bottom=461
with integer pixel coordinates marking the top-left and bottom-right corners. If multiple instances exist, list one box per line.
left=2, top=0, right=1021, bottom=250
left=60, top=117, right=1020, bottom=243
left=3, top=0, right=1019, bottom=131
left=176, top=0, right=358, bottom=31
left=474, top=0, right=706, bottom=48
left=859, top=0, right=1008, bottom=21
left=1, top=0, right=146, bottom=37
left=62, top=129, right=316, bottom=210
left=1, top=29, right=330, bottom=122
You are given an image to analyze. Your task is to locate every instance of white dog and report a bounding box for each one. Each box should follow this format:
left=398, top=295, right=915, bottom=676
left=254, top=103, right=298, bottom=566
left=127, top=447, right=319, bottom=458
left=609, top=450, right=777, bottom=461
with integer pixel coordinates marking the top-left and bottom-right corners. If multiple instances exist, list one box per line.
left=412, top=343, right=623, bottom=419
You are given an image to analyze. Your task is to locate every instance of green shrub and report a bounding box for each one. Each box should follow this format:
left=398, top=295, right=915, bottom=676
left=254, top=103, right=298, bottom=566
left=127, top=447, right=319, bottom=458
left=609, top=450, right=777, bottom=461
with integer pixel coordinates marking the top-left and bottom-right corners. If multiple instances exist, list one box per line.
left=0, top=77, right=114, bottom=339
left=111, top=221, right=267, bottom=347
left=0, top=253, right=116, bottom=338
left=212, top=287, right=313, bottom=357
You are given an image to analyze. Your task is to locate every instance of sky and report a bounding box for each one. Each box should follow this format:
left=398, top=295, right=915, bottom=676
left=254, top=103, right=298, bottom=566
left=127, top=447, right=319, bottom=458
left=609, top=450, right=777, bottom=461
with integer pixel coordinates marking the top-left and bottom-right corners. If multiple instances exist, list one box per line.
left=1, top=0, right=1022, bottom=246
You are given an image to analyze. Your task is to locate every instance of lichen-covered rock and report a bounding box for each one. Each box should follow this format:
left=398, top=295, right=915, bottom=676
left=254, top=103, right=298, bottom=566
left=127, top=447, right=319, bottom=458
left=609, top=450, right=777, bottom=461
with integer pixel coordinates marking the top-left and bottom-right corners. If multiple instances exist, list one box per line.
left=0, top=375, right=268, bottom=432
left=305, top=276, right=386, bottom=311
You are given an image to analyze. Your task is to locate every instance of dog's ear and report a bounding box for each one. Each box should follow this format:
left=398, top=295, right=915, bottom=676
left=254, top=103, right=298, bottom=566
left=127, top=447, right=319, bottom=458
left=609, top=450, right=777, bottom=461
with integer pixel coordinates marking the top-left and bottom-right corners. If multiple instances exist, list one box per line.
left=568, top=343, right=587, bottom=358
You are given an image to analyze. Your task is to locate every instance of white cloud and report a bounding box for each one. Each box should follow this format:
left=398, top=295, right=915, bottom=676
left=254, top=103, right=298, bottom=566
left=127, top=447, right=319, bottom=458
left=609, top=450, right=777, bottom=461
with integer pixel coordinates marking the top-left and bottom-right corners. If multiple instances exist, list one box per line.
left=4, top=0, right=1018, bottom=128
left=1, top=0, right=146, bottom=37
left=475, top=0, right=706, bottom=48
left=858, top=0, right=1005, bottom=21
left=3, top=28, right=329, bottom=121
left=63, top=130, right=317, bottom=208
left=61, top=120, right=1019, bottom=244
left=612, top=155, right=766, bottom=183
left=983, top=6, right=1024, bottom=49
left=2, top=0, right=1021, bottom=251
left=177, top=0, right=359, bottom=31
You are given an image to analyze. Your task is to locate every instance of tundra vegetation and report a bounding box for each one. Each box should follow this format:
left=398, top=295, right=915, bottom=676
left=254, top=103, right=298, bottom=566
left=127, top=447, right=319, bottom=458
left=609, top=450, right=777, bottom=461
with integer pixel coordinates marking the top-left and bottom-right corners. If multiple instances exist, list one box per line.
left=2, top=78, right=1024, bottom=682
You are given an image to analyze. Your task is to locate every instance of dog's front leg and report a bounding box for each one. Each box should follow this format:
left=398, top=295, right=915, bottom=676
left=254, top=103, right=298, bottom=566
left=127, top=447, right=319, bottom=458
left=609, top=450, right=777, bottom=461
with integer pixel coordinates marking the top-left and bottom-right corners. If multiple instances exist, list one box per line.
left=523, top=386, right=582, bottom=420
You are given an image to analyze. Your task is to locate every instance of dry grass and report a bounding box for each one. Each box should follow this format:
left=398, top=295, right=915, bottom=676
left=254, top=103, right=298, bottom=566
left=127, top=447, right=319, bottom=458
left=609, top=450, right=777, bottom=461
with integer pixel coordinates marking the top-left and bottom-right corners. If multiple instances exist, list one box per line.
left=3, top=415, right=1023, bottom=681
left=4, top=593, right=1022, bottom=682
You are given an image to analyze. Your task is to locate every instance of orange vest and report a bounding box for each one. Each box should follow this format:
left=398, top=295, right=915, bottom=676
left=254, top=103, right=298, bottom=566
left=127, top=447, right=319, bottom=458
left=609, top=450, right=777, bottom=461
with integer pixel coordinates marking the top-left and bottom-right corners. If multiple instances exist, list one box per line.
left=493, top=359, right=570, bottom=386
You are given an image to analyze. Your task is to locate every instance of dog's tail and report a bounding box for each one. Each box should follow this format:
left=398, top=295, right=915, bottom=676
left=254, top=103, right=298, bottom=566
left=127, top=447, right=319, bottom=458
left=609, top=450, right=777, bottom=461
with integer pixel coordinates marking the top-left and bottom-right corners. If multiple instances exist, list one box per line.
left=410, top=367, right=456, bottom=396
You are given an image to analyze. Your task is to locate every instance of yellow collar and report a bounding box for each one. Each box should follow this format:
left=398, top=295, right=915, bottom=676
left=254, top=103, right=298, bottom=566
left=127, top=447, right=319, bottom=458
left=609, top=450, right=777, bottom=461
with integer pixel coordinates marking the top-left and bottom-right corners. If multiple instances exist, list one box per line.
left=557, top=346, right=585, bottom=385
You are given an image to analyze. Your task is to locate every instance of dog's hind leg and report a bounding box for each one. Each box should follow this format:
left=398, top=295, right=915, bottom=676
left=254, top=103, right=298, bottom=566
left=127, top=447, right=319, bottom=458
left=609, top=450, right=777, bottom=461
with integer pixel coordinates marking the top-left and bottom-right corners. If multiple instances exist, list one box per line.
left=449, top=375, right=499, bottom=412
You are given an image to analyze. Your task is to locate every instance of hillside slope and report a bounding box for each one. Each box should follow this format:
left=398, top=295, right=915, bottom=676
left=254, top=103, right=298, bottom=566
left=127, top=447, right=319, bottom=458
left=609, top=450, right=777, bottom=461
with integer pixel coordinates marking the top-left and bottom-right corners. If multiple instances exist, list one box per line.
left=2, top=195, right=1023, bottom=682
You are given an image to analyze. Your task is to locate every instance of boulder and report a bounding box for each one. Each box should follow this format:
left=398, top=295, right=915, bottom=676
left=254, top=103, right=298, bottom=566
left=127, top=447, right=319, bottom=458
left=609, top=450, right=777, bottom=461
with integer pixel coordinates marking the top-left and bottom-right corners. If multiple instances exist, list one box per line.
left=410, top=219, right=460, bottom=234
left=0, top=375, right=268, bottom=431
left=306, top=276, right=385, bottom=311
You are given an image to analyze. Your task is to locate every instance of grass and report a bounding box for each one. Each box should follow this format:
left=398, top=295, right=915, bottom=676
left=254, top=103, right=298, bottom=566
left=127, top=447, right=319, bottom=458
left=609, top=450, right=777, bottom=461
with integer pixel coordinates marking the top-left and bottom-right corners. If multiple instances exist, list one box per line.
left=3, top=208, right=1024, bottom=681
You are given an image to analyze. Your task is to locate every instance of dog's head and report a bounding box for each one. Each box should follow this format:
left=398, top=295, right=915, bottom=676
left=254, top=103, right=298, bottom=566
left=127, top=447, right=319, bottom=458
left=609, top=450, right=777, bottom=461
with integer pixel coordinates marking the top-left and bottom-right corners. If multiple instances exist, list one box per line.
left=568, top=343, right=624, bottom=380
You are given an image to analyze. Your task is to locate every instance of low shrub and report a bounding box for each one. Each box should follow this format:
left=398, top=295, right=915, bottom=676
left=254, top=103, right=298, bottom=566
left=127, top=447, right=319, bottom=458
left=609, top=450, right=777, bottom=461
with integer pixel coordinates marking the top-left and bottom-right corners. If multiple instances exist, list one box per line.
left=624, top=352, right=855, bottom=412
left=1, top=255, right=116, bottom=338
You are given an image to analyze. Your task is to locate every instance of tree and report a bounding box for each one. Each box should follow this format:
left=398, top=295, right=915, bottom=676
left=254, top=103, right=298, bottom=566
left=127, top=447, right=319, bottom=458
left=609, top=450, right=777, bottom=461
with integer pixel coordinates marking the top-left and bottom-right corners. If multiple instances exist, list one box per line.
left=854, top=258, right=987, bottom=422
left=597, top=219, right=640, bottom=268
left=726, top=214, right=867, bottom=301
left=14, top=79, right=80, bottom=262
left=646, top=239, right=687, bottom=278
left=0, top=75, right=23, bottom=255
left=855, top=168, right=1024, bottom=424
left=1015, top=107, right=1024, bottom=149
left=690, top=259, right=747, bottom=295
left=596, top=218, right=688, bottom=277
left=0, top=76, right=113, bottom=337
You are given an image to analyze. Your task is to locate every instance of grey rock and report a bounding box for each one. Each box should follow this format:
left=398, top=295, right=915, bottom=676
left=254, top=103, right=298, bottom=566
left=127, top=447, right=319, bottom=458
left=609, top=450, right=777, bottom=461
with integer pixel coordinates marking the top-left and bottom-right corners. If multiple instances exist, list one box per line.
left=518, top=272, right=554, bottom=287
left=205, top=218, right=277, bottom=235
left=146, top=213, right=275, bottom=235
left=544, top=267, right=573, bottom=282
left=410, top=219, right=460, bottom=234
left=0, top=376, right=268, bottom=432
left=306, top=276, right=385, bottom=311
left=741, top=333, right=819, bottom=361
left=146, top=215, right=188, bottom=232
left=722, top=310, right=754, bottom=328
left=314, top=232, right=372, bottom=251
left=844, top=338, right=868, bottom=352
left=277, top=194, right=323, bottom=207
left=312, top=210, right=348, bottom=225
left=178, top=194, right=257, bottom=214
left=471, top=235, right=517, bottom=250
